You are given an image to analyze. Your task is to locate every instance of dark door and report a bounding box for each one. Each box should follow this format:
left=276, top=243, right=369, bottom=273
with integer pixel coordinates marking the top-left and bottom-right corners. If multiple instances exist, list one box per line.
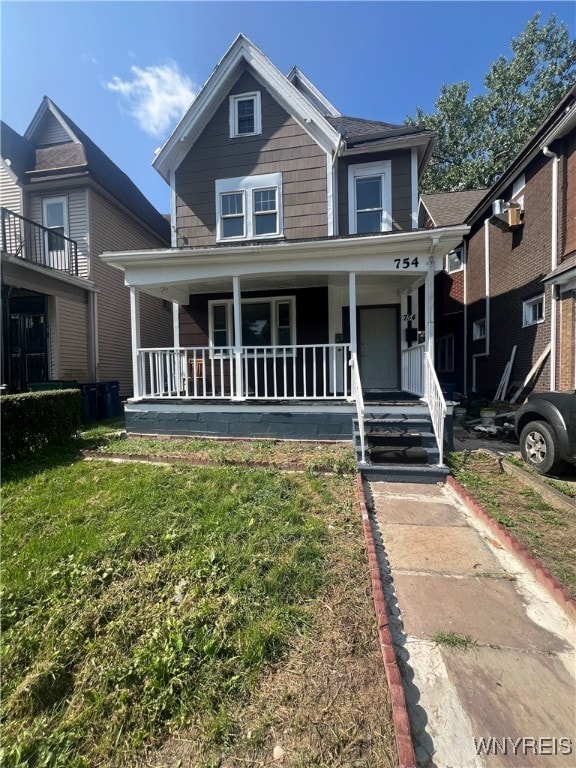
left=8, top=296, right=48, bottom=391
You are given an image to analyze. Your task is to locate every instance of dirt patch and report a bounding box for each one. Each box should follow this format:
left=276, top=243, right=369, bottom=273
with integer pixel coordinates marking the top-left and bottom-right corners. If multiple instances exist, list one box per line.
left=450, top=451, right=576, bottom=598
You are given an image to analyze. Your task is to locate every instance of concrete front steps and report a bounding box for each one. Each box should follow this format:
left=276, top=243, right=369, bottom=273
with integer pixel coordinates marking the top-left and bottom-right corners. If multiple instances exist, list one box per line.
left=355, top=406, right=448, bottom=483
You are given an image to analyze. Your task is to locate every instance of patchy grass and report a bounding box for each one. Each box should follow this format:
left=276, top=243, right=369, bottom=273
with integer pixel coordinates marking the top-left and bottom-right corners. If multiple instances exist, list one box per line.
left=88, top=433, right=357, bottom=475
left=1, top=429, right=395, bottom=768
left=505, top=455, right=576, bottom=500
left=448, top=451, right=576, bottom=598
left=432, top=631, right=477, bottom=651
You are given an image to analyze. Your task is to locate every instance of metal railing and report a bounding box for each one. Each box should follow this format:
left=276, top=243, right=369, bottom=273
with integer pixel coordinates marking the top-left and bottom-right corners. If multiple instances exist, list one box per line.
left=424, top=351, right=446, bottom=466
left=136, top=344, right=352, bottom=400
left=1, top=207, right=79, bottom=276
left=350, top=352, right=367, bottom=464
left=401, top=343, right=425, bottom=396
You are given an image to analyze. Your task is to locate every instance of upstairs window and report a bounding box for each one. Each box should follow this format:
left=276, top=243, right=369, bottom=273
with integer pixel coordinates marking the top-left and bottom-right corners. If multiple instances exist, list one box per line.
left=446, top=248, right=464, bottom=273
left=216, top=173, right=282, bottom=242
left=229, top=92, right=261, bottom=138
left=473, top=318, right=486, bottom=340
left=42, top=196, right=68, bottom=268
left=523, top=295, right=544, bottom=327
left=348, top=161, right=392, bottom=235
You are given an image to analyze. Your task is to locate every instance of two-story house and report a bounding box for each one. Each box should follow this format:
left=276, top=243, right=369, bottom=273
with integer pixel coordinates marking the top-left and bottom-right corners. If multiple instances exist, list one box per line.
left=102, top=35, right=469, bottom=474
left=429, top=85, right=575, bottom=400
left=1, top=97, right=173, bottom=396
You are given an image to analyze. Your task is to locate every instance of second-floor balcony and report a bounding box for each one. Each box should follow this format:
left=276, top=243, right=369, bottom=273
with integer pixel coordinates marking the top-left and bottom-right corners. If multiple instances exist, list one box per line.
left=1, top=207, right=79, bottom=277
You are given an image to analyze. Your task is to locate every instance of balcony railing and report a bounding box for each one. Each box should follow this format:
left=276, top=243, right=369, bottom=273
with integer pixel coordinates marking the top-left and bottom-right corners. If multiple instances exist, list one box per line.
left=136, top=344, right=353, bottom=401
left=1, top=207, right=79, bottom=276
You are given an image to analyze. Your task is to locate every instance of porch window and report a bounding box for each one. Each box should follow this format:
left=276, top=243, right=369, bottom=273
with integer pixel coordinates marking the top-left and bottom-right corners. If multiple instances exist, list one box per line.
left=209, top=296, right=295, bottom=350
left=348, top=161, right=392, bottom=235
left=216, top=173, right=282, bottom=241
left=523, top=294, right=544, bottom=327
left=42, top=196, right=68, bottom=268
left=435, top=335, right=454, bottom=373
left=229, top=92, right=262, bottom=138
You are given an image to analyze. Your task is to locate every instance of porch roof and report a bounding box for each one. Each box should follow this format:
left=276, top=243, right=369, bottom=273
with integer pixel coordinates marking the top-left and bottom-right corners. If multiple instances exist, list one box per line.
left=101, top=226, right=469, bottom=302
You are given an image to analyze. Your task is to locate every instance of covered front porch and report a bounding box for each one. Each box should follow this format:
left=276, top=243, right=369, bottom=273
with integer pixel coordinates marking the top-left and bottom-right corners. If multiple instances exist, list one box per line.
left=102, top=228, right=467, bottom=465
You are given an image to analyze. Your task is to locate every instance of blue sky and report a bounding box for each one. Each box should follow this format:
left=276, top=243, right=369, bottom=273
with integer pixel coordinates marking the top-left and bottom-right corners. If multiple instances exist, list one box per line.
left=2, top=2, right=575, bottom=213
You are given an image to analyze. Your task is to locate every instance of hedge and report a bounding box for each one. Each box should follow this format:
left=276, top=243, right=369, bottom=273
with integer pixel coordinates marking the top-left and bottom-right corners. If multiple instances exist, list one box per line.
left=1, top=389, right=82, bottom=461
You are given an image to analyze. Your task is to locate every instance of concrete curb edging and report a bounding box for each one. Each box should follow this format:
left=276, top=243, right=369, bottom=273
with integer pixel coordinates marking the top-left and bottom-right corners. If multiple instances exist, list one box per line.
left=356, top=473, right=416, bottom=768
left=447, top=475, right=576, bottom=623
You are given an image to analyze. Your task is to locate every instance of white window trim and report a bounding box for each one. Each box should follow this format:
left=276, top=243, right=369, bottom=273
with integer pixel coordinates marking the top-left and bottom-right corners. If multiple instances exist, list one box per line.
left=216, top=173, right=283, bottom=242
left=512, top=173, right=525, bottom=210
left=208, top=295, right=296, bottom=354
left=446, top=248, right=464, bottom=274
left=523, top=294, right=545, bottom=328
left=348, top=160, right=392, bottom=235
left=229, top=91, right=262, bottom=138
left=473, top=318, right=486, bottom=340
left=42, top=195, right=69, bottom=237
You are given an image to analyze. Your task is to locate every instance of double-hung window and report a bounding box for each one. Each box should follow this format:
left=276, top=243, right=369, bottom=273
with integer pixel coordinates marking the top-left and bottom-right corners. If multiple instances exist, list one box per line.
left=229, top=92, right=262, bottom=138
left=348, top=161, right=392, bottom=234
left=446, top=248, right=464, bottom=273
left=435, top=335, right=454, bottom=373
left=209, top=296, right=296, bottom=351
left=216, top=173, right=282, bottom=242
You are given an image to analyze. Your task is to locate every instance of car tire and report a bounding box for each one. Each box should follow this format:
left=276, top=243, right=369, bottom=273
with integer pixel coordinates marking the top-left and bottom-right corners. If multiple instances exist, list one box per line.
left=519, top=420, right=567, bottom=476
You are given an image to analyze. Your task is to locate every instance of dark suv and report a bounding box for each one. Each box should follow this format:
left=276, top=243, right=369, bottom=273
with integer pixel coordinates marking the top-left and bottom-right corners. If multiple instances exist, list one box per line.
left=515, top=392, right=576, bottom=476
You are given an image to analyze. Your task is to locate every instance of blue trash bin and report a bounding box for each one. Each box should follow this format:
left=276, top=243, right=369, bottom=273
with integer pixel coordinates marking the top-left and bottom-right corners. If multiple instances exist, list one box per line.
left=79, top=383, right=98, bottom=424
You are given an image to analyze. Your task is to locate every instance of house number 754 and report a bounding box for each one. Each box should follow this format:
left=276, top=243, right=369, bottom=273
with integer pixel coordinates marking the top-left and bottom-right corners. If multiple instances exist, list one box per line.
left=394, top=258, right=420, bottom=269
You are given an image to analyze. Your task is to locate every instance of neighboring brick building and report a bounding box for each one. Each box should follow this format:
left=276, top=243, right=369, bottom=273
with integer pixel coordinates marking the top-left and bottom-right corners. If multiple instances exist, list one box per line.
left=425, top=85, right=576, bottom=398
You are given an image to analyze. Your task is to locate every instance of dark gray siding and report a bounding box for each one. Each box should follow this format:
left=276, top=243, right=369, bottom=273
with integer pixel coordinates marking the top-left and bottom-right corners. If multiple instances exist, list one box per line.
left=175, top=70, right=328, bottom=246
left=337, top=149, right=413, bottom=235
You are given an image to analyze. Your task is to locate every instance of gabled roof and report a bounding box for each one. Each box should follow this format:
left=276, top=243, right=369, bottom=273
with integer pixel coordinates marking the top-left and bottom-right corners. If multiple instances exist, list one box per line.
left=287, top=66, right=340, bottom=117
left=153, top=34, right=342, bottom=181
left=15, top=97, right=169, bottom=242
left=0, top=120, right=36, bottom=180
left=466, top=84, right=576, bottom=227
left=420, top=189, right=488, bottom=227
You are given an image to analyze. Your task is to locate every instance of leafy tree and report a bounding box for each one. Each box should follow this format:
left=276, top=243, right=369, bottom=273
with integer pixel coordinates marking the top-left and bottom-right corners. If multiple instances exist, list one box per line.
left=409, top=13, right=576, bottom=193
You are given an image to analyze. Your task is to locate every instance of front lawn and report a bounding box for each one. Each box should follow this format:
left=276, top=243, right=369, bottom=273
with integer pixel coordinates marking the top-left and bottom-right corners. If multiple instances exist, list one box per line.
left=1, top=434, right=395, bottom=767
left=448, top=450, right=576, bottom=597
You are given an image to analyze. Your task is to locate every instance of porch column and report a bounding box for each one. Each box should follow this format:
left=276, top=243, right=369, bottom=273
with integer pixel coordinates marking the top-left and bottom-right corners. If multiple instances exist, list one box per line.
left=232, top=276, right=244, bottom=400
left=348, top=272, right=357, bottom=355
left=425, top=258, right=435, bottom=358
left=130, top=287, right=141, bottom=398
left=172, top=302, right=180, bottom=347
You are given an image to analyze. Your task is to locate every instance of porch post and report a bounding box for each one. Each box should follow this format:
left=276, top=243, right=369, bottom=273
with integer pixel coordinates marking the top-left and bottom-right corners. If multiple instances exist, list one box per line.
left=425, top=258, right=435, bottom=358
left=348, top=272, right=357, bottom=355
left=232, top=276, right=244, bottom=400
left=130, top=287, right=141, bottom=398
left=172, top=302, right=180, bottom=347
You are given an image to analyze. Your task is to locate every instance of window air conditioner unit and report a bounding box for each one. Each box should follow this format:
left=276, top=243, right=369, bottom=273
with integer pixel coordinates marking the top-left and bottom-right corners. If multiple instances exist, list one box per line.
left=507, top=206, right=523, bottom=227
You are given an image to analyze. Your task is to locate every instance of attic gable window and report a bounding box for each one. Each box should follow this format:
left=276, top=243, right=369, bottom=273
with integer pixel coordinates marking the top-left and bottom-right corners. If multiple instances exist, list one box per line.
left=229, top=92, right=262, bottom=138
left=216, top=173, right=282, bottom=242
left=348, top=161, right=392, bottom=235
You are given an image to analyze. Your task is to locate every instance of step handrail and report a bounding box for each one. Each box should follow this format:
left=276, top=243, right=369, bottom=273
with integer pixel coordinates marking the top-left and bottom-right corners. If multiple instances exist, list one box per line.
left=350, top=352, right=367, bottom=465
left=424, top=351, right=446, bottom=466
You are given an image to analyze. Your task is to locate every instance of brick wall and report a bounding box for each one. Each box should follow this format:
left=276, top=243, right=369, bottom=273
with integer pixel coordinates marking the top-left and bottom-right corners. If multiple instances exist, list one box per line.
left=559, top=288, right=575, bottom=390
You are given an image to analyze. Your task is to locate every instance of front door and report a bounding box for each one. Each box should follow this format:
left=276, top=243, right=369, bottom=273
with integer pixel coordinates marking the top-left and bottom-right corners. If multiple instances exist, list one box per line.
left=8, top=295, right=48, bottom=391
left=359, top=306, right=398, bottom=390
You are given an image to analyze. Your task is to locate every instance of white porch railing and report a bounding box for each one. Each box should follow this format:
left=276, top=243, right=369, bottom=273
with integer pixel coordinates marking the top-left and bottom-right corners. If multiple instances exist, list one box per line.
left=424, top=351, right=446, bottom=466
left=350, top=352, right=366, bottom=464
left=402, top=344, right=425, bottom=396
left=136, top=344, right=352, bottom=400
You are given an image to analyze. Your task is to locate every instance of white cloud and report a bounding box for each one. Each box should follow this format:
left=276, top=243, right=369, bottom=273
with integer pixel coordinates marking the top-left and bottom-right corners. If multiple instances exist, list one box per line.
left=106, top=63, right=197, bottom=138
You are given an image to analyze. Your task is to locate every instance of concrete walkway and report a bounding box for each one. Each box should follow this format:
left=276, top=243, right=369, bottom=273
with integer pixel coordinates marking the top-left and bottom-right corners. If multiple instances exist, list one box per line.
left=366, top=480, right=576, bottom=768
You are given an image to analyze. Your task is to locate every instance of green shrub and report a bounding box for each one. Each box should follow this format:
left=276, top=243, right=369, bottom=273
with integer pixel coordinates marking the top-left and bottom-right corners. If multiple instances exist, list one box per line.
left=1, top=390, right=81, bottom=461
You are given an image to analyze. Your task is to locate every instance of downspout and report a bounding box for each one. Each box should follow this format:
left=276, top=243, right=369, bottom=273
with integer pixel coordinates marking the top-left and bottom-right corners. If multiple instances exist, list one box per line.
left=462, top=241, right=468, bottom=394
left=543, top=146, right=558, bottom=391
left=472, top=220, right=491, bottom=392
